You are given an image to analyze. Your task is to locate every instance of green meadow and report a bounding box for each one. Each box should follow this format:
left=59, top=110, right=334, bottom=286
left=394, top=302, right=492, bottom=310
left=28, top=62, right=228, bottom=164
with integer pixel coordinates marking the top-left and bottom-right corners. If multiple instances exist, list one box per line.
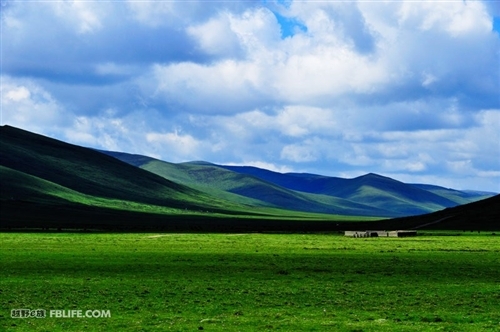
left=1, top=232, right=499, bottom=331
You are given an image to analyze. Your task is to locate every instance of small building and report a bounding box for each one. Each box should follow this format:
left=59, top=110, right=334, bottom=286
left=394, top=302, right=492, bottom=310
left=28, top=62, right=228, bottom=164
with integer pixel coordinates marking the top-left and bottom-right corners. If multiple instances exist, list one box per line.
left=344, top=231, right=379, bottom=238
left=345, top=230, right=417, bottom=238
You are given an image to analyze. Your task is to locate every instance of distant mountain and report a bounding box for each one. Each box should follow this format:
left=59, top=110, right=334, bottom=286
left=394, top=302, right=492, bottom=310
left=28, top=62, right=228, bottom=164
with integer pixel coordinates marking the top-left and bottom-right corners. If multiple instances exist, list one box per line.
left=100, top=153, right=393, bottom=217
left=409, top=184, right=490, bottom=205
left=219, top=165, right=493, bottom=208
left=102, top=151, right=495, bottom=217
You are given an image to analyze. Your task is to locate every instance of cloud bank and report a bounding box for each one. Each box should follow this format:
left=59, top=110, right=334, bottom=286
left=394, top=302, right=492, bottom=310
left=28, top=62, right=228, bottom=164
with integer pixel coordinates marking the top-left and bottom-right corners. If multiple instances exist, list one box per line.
left=1, top=0, right=499, bottom=191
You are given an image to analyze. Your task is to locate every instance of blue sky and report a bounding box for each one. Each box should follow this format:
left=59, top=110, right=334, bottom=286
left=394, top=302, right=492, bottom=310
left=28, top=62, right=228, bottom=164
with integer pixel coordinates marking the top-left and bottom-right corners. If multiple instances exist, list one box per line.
left=1, top=0, right=499, bottom=192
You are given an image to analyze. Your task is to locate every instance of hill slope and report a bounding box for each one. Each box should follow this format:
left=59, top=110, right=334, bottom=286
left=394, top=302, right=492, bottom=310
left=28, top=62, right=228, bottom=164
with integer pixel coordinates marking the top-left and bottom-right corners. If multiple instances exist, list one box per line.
left=102, top=150, right=492, bottom=217
left=384, top=194, right=500, bottom=231
left=142, top=159, right=395, bottom=217
left=0, top=125, right=245, bottom=214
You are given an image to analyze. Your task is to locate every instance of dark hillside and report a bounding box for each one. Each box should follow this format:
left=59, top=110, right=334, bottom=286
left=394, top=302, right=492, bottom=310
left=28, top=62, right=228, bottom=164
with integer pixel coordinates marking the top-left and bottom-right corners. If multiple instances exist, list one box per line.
left=0, top=125, right=231, bottom=211
left=381, top=194, right=500, bottom=231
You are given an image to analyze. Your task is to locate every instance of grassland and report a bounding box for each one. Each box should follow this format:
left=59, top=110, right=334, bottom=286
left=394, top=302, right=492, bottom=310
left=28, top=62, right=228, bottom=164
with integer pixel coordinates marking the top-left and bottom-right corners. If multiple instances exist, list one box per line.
left=1, top=232, right=499, bottom=331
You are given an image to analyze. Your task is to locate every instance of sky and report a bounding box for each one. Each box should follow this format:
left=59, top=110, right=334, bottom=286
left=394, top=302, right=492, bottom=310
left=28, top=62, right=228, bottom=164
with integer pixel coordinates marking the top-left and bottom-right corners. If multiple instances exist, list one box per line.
left=1, top=0, right=499, bottom=192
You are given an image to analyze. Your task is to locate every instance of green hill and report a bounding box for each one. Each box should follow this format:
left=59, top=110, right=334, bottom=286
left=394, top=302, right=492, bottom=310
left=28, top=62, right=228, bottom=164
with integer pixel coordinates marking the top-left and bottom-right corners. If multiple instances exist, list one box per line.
left=103, top=155, right=395, bottom=217
left=0, top=125, right=256, bottom=215
left=103, top=151, right=493, bottom=217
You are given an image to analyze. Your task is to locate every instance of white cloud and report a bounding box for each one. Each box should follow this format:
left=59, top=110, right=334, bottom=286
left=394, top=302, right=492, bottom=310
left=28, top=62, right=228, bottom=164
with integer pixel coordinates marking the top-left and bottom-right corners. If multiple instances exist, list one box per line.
left=148, top=1, right=498, bottom=114
left=396, top=1, right=491, bottom=36
left=59, top=111, right=206, bottom=163
left=272, top=48, right=387, bottom=103
left=4, top=86, right=30, bottom=102
left=280, top=139, right=322, bottom=163
left=146, top=130, right=201, bottom=159
left=228, top=7, right=282, bottom=53
left=1, top=77, right=68, bottom=133
left=152, top=60, right=268, bottom=114
left=2, top=1, right=499, bottom=192
left=149, top=5, right=391, bottom=112
left=187, top=13, right=242, bottom=57
left=275, top=106, right=338, bottom=137
left=3, top=12, right=23, bottom=30
left=65, top=112, right=131, bottom=151
left=421, top=71, right=437, bottom=88
left=50, top=1, right=104, bottom=34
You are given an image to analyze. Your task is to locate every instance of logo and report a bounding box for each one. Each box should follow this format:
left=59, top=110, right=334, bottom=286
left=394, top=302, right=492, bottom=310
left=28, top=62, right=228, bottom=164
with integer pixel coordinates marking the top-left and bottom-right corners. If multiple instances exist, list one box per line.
left=11, top=309, right=46, bottom=318
left=11, top=309, right=111, bottom=318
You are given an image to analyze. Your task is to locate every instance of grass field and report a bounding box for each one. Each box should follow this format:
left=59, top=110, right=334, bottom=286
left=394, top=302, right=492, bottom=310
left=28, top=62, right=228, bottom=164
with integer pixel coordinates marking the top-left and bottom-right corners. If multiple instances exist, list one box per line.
left=1, top=232, right=499, bottom=331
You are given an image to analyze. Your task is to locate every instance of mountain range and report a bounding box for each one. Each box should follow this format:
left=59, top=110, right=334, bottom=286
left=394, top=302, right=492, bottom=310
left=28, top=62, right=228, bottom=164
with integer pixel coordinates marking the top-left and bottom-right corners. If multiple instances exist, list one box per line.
left=100, top=151, right=492, bottom=218
left=1, top=125, right=498, bottom=231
